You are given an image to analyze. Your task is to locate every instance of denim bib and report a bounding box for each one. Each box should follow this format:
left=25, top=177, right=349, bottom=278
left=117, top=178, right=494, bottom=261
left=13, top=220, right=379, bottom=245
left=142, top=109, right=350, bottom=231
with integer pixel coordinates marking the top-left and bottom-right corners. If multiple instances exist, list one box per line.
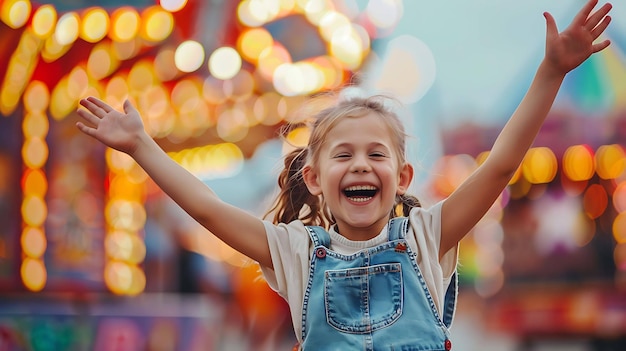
left=300, top=217, right=457, bottom=351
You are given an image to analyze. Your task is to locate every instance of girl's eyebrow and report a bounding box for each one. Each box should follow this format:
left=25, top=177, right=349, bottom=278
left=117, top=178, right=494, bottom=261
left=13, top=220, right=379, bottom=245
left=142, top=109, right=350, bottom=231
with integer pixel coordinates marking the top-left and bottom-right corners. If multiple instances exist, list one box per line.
left=328, top=141, right=391, bottom=150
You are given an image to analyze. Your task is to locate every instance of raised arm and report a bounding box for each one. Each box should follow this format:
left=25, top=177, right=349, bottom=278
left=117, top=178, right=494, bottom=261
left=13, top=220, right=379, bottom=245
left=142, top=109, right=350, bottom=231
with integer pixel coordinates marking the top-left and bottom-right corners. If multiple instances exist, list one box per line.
left=76, top=97, right=273, bottom=268
left=439, top=0, right=612, bottom=259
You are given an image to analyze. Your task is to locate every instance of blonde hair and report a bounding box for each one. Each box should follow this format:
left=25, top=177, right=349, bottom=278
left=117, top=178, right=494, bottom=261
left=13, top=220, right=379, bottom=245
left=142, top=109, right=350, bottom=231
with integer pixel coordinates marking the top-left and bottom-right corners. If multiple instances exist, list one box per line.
left=266, top=93, right=420, bottom=228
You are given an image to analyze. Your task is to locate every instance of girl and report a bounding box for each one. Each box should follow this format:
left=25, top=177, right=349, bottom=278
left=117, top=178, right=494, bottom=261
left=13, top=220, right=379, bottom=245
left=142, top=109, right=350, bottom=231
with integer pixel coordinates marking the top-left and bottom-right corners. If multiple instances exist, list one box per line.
left=76, top=1, right=612, bottom=349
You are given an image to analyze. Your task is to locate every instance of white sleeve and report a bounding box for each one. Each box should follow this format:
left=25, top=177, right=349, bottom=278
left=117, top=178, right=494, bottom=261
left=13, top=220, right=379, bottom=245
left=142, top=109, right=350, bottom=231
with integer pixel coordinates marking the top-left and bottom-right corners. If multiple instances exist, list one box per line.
left=408, top=201, right=459, bottom=315
left=259, top=220, right=310, bottom=299
left=259, top=220, right=311, bottom=341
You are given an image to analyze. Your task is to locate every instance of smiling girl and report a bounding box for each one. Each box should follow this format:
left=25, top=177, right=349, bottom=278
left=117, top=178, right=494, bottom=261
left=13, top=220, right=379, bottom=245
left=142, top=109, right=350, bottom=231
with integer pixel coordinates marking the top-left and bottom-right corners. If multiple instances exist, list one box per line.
left=76, top=1, right=612, bottom=349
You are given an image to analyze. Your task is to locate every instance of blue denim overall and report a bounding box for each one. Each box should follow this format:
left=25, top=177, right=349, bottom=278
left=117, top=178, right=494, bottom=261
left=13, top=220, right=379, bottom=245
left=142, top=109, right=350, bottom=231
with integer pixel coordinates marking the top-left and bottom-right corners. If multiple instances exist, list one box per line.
left=300, top=217, right=457, bottom=351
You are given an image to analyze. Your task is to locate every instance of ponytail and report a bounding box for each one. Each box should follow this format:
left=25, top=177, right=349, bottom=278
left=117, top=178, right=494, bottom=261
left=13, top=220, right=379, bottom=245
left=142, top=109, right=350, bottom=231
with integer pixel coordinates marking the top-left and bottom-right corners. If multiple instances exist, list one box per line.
left=393, top=194, right=422, bottom=218
left=266, top=148, right=331, bottom=227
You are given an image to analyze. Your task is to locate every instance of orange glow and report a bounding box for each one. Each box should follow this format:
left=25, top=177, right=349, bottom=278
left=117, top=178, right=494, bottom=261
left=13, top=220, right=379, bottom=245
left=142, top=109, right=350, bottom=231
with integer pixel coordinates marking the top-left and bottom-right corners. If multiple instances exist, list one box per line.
left=21, top=257, right=47, bottom=292
left=80, top=7, right=110, bottom=43
left=31, top=4, right=57, bottom=38
left=105, top=199, right=146, bottom=232
left=21, top=195, right=47, bottom=227
left=257, top=43, right=292, bottom=81
left=614, top=213, right=626, bottom=244
left=238, top=28, right=274, bottom=63
left=23, top=112, right=49, bottom=139
left=87, top=42, right=119, bottom=80
left=105, top=231, right=146, bottom=264
left=24, top=81, right=50, bottom=113
left=140, top=6, right=173, bottom=42
left=54, top=12, right=80, bottom=46
left=614, top=181, right=626, bottom=213
left=21, top=227, right=47, bottom=258
left=22, top=168, right=47, bottom=197
left=583, top=184, right=608, bottom=219
left=110, top=7, right=140, bottom=42
left=22, top=137, right=48, bottom=169
left=1, top=0, right=31, bottom=29
left=563, top=144, right=595, bottom=181
left=596, top=144, right=626, bottom=180
left=522, top=147, right=557, bottom=184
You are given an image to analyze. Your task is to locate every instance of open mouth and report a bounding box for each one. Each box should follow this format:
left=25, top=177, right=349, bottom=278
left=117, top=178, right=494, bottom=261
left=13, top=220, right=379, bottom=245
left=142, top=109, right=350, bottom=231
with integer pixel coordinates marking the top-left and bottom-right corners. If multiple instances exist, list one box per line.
left=343, top=185, right=379, bottom=202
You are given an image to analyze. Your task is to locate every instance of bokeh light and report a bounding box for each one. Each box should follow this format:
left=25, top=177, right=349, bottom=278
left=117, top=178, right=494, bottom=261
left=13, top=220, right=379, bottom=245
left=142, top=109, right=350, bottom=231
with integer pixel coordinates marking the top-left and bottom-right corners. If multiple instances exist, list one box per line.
left=208, top=47, right=242, bottom=80
left=1, top=0, right=31, bottom=29
left=175, top=40, right=205, bottom=73
left=80, top=7, right=109, bottom=43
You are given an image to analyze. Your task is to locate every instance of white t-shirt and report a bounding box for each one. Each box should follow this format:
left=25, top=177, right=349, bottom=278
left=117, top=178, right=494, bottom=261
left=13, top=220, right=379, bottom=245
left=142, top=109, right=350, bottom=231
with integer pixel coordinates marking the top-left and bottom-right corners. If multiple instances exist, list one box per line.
left=260, top=201, right=458, bottom=343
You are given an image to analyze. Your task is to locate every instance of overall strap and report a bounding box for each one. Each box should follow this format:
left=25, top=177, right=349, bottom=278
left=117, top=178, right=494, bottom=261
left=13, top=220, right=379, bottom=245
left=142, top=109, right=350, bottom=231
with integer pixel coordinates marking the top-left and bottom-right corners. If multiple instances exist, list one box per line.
left=442, top=270, right=458, bottom=328
left=306, top=226, right=331, bottom=248
left=388, top=217, right=409, bottom=241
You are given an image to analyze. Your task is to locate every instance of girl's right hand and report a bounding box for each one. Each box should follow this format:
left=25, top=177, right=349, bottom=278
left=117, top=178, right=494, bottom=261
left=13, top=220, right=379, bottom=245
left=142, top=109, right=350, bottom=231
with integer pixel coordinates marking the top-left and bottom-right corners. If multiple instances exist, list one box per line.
left=76, top=97, right=146, bottom=155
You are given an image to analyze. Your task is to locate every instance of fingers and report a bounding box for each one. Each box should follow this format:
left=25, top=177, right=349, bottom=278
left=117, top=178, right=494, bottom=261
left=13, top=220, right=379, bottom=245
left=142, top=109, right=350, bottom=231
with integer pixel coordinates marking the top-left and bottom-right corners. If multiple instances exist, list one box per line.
left=543, top=12, right=558, bottom=41
left=123, top=99, right=136, bottom=114
left=79, top=98, right=107, bottom=118
left=85, top=96, right=114, bottom=113
left=75, top=121, right=97, bottom=137
left=590, top=15, right=611, bottom=40
left=585, top=2, right=612, bottom=31
left=572, top=0, right=599, bottom=27
left=592, top=39, right=611, bottom=54
left=76, top=104, right=101, bottom=126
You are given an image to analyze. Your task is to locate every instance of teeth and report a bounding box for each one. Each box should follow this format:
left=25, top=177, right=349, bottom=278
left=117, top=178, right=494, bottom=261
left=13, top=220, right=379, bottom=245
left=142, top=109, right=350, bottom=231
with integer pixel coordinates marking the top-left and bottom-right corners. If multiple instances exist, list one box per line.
left=343, top=185, right=378, bottom=202
left=344, top=185, right=377, bottom=191
left=349, top=196, right=372, bottom=202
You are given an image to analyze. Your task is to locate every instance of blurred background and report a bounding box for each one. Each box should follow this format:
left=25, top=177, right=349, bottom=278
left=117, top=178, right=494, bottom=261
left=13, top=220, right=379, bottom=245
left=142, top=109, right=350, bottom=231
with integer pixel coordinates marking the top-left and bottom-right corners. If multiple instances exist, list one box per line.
left=0, top=0, right=625, bottom=350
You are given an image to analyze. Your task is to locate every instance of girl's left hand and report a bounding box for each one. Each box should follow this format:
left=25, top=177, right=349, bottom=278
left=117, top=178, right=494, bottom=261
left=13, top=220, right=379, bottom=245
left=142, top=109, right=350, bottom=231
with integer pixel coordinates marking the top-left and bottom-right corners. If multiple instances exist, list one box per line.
left=544, top=0, right=612, bottom=75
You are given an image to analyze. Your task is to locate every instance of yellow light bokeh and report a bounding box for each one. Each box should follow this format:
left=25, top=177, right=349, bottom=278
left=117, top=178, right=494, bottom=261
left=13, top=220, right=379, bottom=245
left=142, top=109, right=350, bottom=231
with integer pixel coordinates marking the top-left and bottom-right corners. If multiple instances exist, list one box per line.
left=209, top=47, right=242, bottom=80
left=128, top=60, right=156, bottom=93
left=522, top=147, right=557, bottom=184
left=22, top=137, right=48, bottom=169
left=141, top=6, right=174, bottom=42
left=31, top=4, right=57, bottom=38
left=81, top=7, right=110, bottom=43
left=596, top=144, right=626, bottom=180
left=1, top=0, right=31, bottom=29
left=105, top=231, right=146, bottom=264
left=110, top=7, right=140, bottom=42
left=54, top=12, right=80, bottom=46
left=88, top=42, right=119, bottom=80
left=104, top=261, right=146, bottom=295
left=22, top=168, right=48, bottom=197
left=238, top=28, right=274, bottom=63
left=614, top=212, right=626, bottom=244
left=42, top=33, right=71, bottom=62
left=105, top=199, right=147, bottom=232
left=21, top=195, right=47, bottom=227
left=24, top=81, right=50, bottom=113
left=21, top=258, right=47, bottom=292
left=23, top=112, right=49, bottom=140
left=563, top=144, right=595, bottom=181
left=21, top=227, right=47, bottom=258
left=175, top=40, right=205, bottom=73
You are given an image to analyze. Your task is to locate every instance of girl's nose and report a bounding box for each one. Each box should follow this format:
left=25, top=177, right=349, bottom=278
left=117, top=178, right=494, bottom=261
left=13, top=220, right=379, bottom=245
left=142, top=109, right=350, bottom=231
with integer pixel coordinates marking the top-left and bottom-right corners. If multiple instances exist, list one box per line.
left=351, top=157, right=371, bottom=173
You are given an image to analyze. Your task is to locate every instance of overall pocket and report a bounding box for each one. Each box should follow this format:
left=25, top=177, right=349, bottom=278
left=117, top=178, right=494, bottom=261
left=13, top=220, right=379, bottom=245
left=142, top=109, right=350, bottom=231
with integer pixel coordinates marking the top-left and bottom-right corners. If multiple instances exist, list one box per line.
left=324, top=263, right=403, bottom=334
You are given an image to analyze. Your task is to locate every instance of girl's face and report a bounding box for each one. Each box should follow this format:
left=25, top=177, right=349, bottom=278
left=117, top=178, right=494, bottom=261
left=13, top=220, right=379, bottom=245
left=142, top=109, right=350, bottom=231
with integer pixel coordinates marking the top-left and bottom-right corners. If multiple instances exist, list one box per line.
left=303, top=111, right=413, bottom=241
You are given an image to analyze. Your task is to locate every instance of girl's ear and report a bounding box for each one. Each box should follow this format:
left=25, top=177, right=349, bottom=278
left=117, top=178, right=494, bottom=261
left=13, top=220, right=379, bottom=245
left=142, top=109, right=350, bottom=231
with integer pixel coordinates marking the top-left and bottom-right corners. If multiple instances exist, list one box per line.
left=302, top=165, right=322, bottom=196
left=396, top=163, right=414, bottom=195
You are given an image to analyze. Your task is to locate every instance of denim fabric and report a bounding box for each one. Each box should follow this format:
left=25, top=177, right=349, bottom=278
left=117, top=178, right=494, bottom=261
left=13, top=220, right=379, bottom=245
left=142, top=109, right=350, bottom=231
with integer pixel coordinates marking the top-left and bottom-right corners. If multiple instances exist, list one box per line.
left=300, top=217, right=456, bottom=351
